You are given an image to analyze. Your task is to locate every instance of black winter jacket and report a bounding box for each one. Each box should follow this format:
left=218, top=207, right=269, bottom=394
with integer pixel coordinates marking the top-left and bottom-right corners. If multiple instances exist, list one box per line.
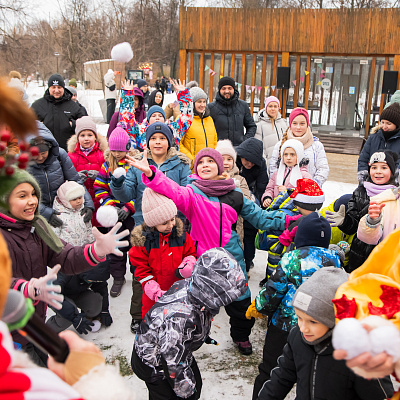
left=31, top=88, right=87, bottom=150
left=338, top=185, right=375, bottom=272
left=208, top=89, right=256, bottom=146
left=258, top=326, right=393, bottom=400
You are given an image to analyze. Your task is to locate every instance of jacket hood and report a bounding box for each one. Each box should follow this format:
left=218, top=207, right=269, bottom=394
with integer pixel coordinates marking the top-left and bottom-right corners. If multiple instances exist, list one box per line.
left=257, top=109, right=282, bottom=122
left=67, top=133, right=108, bottom=153
left=215, top=89, right=239, bottom=106
left=236, top=137, right=264, bottom=166
left=133, top=147, right=191, bottom=165
left=147, top=89, right=164, bottom=109
left=188, top=248, right=248, bottom=312
left=133, top=87, right=144, bottom=99
left=30, top=122, right=60, bottom=164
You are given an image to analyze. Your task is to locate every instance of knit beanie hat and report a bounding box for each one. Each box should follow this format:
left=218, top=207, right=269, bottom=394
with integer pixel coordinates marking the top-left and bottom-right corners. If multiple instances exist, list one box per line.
left=137, top=79, right=147, bottom=89
left=68, top=78, right=77, bottom=88
left=142, top=188, right=177, bottom=227
left=294, top=212, right=331, bottom=249
left=333, top=194, right=352, bottom=212
left=145, top=122, right=174, bottom=148
left=48, top=74, right=65, bottom=88
left=265, top=96, right=280, bottom=109
left=190, top=87, right=207, bottom=104
left=293, top=267, right=349, bottom=328
left=109, top=127, right=131, bottom=151
left=147, top=105, right=166, bottom=122
left=57, top=181, right=85, bottom=208
left=186, top=80, right=199, bottom=89
left=75, top=116, right=97, bottom=138
left=290, top=178, right=325, bottom=211
left=289, top=107, right=310, bottom=127
left=218, top=76, right=235, bottom=91
left=215, top=139, right=237, bottom=162
left=368, top=150, right=398, bottom=176
left=194, top=148, right=225, bottom=176
left=29, top=136, right=52, bottom=153
left=276, top=139, right=304, bottom=187
left=66, top=86, right=77, bottom=95
left=380, top=102, right=400, bottom=128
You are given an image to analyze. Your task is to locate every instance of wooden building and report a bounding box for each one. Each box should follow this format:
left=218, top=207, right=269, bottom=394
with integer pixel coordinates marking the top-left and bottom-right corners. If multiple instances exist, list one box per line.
left=179, top=7, right=400, bottom=137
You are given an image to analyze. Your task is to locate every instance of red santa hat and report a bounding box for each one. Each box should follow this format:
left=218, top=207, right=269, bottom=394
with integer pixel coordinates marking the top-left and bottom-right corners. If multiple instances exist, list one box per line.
left=290, top=178, right=325, bottom=211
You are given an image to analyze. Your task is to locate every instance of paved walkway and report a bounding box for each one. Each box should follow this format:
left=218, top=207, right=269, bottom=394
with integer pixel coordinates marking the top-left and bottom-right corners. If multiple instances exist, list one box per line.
left=326, top=153, right=358, bottom=184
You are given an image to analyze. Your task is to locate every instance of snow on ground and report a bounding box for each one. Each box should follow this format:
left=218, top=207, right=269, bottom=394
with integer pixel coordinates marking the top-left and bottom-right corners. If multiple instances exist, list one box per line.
left=26, top=82, right=358, bottom=399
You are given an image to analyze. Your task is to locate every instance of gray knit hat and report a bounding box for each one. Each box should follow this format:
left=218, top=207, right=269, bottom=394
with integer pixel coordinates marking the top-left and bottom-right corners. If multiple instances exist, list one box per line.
left=75, top=116, right=97, bottom=137
left=190, top=87, right=207, bottom=104
left=292, top=267, right=348, bottom=328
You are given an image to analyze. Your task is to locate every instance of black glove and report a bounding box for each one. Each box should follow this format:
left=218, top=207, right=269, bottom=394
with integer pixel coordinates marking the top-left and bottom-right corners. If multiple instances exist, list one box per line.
left=99, top=311, right=113, bottom=327
left=87, top=170, right=99, bottom=180
left=49, top=210, right=63, bottom=227
left=110, top=171, right=125, bottom=187
left=78, top=170, right=88, bottom=183
left=72, top=313, right=94, bottom=334
left=81, top=207, right=93, bottom=223
left=117, top=207, right=130, bottom=222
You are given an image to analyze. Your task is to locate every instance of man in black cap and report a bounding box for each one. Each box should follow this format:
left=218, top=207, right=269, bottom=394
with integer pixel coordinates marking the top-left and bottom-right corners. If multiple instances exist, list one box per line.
left=31, top=73, right=87, bottom=150
left=208, top=76, right=256, bottom=147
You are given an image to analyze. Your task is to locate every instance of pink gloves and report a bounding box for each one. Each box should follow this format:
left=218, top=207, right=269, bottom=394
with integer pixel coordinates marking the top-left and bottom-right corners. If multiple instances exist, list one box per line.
left=175, top=256, right=197, bottom=279
left=284, top=214, right=302, bottom=229
left=144, top=280, right=166, bottom=302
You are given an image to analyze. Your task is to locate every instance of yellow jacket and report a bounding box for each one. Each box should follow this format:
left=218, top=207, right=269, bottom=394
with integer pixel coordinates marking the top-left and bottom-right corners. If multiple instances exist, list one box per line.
left=180, top=114, right=218, bottom=170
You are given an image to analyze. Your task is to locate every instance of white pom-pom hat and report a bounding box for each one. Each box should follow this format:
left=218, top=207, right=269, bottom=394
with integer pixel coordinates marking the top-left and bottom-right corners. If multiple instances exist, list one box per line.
left=96, top=205, right=119, bottom=227
left=111, top=42, right=133, bottom=63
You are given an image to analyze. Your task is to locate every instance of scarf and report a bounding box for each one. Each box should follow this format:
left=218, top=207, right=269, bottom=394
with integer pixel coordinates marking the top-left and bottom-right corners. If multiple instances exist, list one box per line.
left=286, top=127, right=314, bottom=149
left=363, top=181, right=396, bottom=197
left=192, top=177, right=236, bottom=197
left=80, top=144, right=95, bottom=155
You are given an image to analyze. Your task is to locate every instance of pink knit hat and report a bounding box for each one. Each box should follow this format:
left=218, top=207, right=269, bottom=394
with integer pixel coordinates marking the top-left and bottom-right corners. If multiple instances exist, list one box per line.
left=194, top=148, right=224, bottom=176
left=289, top=108, right=309, bottom=127
left=265, top=96, right=280, bottom=109
left=142, top=188, right=177, bottom=227
left=109, top=127, right=131, bottom=151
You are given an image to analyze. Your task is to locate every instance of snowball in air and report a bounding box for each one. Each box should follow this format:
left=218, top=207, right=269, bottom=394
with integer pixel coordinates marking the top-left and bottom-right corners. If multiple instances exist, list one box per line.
left=113, top=167, right=126, bottom=179
left=96, top=205, right=119, bottom=227
left=111, top=42, right=133, bottom=63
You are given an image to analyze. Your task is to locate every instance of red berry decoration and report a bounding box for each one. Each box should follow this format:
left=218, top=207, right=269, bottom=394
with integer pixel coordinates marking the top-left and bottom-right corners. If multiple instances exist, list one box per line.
left=19, top=142, right=27, bottom=152
left=5, top=166, right=14, bottom=176
left=18, top=162, right=27, bottom=170
left=30, top=146, right=39, bottom=156
left=18, top=153, right=29, bottom=163
left=0, top=143, right=5, bottom=152
left=0, top=132, right=11, bottom=142
left=0, top=157, right=4, bottom=168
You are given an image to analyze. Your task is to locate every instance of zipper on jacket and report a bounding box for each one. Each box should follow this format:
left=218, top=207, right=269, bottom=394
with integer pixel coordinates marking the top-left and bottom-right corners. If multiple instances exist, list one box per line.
left=310, top=354, right=318, bottom=400
left=283, top=168, right=291, bottom=186
left=219, top=202, right=223, bottom=247
left=201, top=118, right=208, bottom=148
left=44, top=169, right=52, bottom=204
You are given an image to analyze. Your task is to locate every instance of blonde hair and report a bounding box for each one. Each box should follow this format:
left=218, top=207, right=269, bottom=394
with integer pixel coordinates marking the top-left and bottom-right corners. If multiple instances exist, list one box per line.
left=105, top=149, right=126, bottom=174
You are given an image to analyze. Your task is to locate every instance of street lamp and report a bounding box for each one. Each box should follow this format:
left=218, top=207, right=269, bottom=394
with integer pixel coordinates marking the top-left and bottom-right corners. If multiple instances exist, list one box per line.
left=54, top=52, right=60, bottom=73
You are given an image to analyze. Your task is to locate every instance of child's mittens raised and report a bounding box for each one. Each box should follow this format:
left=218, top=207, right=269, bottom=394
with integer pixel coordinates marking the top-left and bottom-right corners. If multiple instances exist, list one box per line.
left=325, top=204, right=346, bottom=227
left=144, top=280, right=166, bottom=302
left=284, top=213, right=302, bottom=229
left=175, top=256, right=196, bottom=279
left=245, top=299, right=267, bottom=320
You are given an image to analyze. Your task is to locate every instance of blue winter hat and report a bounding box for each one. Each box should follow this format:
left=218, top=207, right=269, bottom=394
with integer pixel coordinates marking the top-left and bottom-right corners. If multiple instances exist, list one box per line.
left=145, top=123, right=174, bottom=148
left=147, top=105, right=166, bottom=122
left=294, top=212, right=331, bottom=249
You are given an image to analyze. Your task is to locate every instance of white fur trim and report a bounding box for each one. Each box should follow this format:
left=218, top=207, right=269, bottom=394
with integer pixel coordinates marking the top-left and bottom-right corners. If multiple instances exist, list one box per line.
left=96, top=205, right=119, bottom=227
left=65, top=186, right=86, bottom=201
left=293, top=192, right=325, bottom=204
left=111, top=42, right=133, bottom=63
left=112, top=167, right=127, bottom=179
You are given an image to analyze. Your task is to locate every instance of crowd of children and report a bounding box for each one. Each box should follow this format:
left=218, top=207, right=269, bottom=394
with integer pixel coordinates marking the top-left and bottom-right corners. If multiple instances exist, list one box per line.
left=3, top=74, right=400, bottom=400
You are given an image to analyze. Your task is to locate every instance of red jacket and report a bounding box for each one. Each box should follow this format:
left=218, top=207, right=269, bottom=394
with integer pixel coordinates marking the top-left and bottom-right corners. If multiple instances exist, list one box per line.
left=67, top=135, right=108, bottom=226
left=129, top=218, right=196, bottom=317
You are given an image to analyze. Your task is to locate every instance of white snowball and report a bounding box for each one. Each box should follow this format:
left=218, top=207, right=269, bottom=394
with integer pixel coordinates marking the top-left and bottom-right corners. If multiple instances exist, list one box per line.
left=332, top=318, right=371, bottom=359
left=370, top=325, right=400, bottom=361
left=96, top=205, right=119, bottom=227
left=362, top=315, right=393, bottom=329
left=111, top=42, right=133, bottom=63
left=91, top=320, right=102, bottom=333
left=113, top=167, right=126, bottom=179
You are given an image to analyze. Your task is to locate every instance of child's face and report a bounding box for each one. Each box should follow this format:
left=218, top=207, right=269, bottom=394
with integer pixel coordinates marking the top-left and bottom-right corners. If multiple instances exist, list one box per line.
left=9, top=183, right=38, bottom=221
left=295, top=308, right=329, bottom=342
left=78, top=130, right=96, bottom=149
left=155, top=217, right=176, bottom=234
left=291, top=115, right=308, bottom=137
left=381, top=119, right=396, bottom=132
left=148, top=112, right=166, bottom=124
left=148, top=133, right=169, bottom=157
left=283, top=147, right=297, bottom=167
left=370, top=162, right=391, bottom=185
left=196, top=156, right=219, bottom=180
left=241, top=157, right=254, bottom=169
left=69, top=196, right=83, bottom=210
left=222, top=155, right=235, bottom=172
left=111, top=150, right=127, bottom=161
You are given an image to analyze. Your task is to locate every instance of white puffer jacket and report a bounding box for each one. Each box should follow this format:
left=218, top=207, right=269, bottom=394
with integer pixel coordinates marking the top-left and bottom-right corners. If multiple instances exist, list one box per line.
left=269, top=137, right=329, bottom=186
left=255, top=110, right=288, bottom=167
left=104, top=69, right=117, bottom=100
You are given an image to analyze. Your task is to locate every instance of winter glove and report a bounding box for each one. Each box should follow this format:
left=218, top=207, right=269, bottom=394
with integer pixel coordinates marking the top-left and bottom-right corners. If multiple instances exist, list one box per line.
left=175, top=256, right=196, bottom=279
left=27, top=264, right=64, bottom=310
left=99, top=311, right=113, bottom=327
left=110, top=167, right=127, bottom=187
left=93, top=222, right=129, bottom=258
left=87, top=170, right=99, bottom=180
left=284, top=213, right=302, bottom=229
left=117, top=207, right=130, bottom=222
left=357, top=170, right=369, bottom=184
left=325, top=204, right=346, bottom=227
left=49, top=210, right=63, bottom=227
left=205, top=336, right=219, bottom=345
left=144, top=280, right=166, bottom=302
left=81, top=207, right=93, bottom=223
left=245, top=299, right=267, bottom=320
left=72, top=313, right=94, bottom=334
left=78, top=170, right=88, bottom=183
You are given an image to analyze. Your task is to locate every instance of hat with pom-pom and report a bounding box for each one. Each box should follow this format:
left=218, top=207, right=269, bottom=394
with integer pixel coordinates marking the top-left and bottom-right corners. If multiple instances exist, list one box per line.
left=290, top=178, right=325, bottom=211
left=215, top=139, right=237, bottom=163
left=194, top=148, right=225, bottom=176
left=109, top=127, right=131, bottom=151
left=142, top=188, right=177, bottom=227
left=190, top=87, right=207, bottom=104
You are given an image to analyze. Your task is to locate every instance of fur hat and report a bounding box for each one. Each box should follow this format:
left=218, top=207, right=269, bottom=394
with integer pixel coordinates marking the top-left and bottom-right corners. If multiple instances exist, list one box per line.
left=109, top=127, right=131, bottom=151
left=215, top=139, right=237, bottom=163
left=218, top=76, right=235, bottom=91
left=190, top=87, right=207, bottom=104
left=142, top=188, right=177, bottom=227
left=9, top=70, right=21, bottom=79
left=290, top=178, right=325, bottom=211
left=57, top=181, right=85, bottom=208
left=147, top=105, right=166, bottom=122
left=75, top=116, right=97, bottom=138
left=145, top=122, right=174, bottom=148
left=289, top=107, right=310, bottom=127
left=48, top=73, right=65, bottom=89
left=194, top=148, right=225, bottom=176
left=294, top=212, right=331, bottom=249
left=368, top=150, right=398, bottom=176
left=380, top=102, right=400, bottom=128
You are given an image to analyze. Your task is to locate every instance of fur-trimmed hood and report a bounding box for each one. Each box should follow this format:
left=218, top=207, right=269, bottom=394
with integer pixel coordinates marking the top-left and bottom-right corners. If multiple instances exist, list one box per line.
left=67, top=133, right=108, bottom=153
left=132, top=147, right=191, bottom=165
left=130, top=217, right=184, bottom=247
left=103, top=148, right=140, bottom=163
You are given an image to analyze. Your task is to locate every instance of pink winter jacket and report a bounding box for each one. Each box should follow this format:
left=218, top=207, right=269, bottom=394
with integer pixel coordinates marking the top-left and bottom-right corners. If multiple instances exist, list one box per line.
left=262, top=165, right=312, bottom=201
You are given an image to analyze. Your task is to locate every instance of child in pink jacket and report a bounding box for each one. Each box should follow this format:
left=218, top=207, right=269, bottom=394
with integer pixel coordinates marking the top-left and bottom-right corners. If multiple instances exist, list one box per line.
left=262, top=139, right=312, bottom=208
